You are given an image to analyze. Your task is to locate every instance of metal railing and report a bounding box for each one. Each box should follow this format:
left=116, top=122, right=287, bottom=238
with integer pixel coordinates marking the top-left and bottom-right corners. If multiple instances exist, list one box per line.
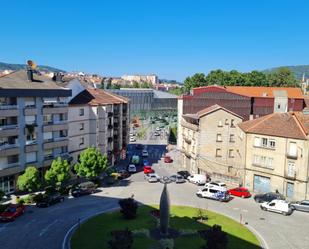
left=0, top=143, right=19, bottom=150
left=0, top=105, right=18, bottom=110
left=0, top=124, right=18, bottom=130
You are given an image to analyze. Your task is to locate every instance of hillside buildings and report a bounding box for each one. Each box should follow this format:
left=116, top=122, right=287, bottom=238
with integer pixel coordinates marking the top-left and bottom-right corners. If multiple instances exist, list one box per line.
left=0, top=70, right=71, bottom=193
left=121, top=74, right=158, bottom=85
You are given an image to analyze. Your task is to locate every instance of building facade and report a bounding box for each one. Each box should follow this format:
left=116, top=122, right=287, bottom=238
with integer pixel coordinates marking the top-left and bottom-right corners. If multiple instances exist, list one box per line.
left=0, top=70, right=71, bottom=193
left=121, top=74, right=158, bottom=85
left=239, top=112, right=309, bottom=200
left=180, top=105, right=245, bottom=186
left=68, top=88, right=129, bottom=166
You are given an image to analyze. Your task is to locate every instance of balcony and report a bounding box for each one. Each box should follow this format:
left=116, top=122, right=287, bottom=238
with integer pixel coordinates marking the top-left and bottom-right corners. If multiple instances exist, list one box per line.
left=286, top=152, right=297, bottom=160
left=0, top=162, right=19, bottom=171
left=108, top=124, right=113, bottom=130
left=0, top=143, right=20, bottom=156
left=43, top=122, right=68, bottom=132
left=43, top=139, right=69, bottom=150
left=0, top=143, right=19, bottom=150
left=114, top=123, right=119, bottom=128
left=108, top=112, right=113, bottom=117
left=0, top=124, right=19, bottom=137
left=285, top=172, right=296, bottom=180
left=43, top=105, right=68, bottom=115
left=0, top=104, right=18, bottom=110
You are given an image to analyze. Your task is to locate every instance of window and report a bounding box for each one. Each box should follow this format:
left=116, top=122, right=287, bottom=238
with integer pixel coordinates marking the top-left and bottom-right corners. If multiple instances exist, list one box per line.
left=25, top=115, right=36, bottom=125
left=228, top=149, right=234, bottom=158
left=80, top=123, right=84, bottom=130
left=216, top=149, right=222, bottom=157
left=287, top=161, right=295, bottom=177
left=225, top=119, right=229, bottom=125
left=43, top=114, right=52, bottom=124
left=216, top=134, right=222, bottom=142
left=7, top=155, right=18, bottom=164
left=288, top=142, right=297, bottom=157
left=24, top=97, right=35, bottom=107
left=231, top=119, right=235, bottom=127
left=229, top=134, right=235, bottom=142
left=79, top=108, right=84, bottom=116
left=80, top=137, right=84, bottom=146
left=26, top=152, right=37, bottom=163
left=60, top=130, right=67, bottom=137
left=43, top=132, right=53, bottom=141
left=218, top=120, right=223, bottom=127
left=269, top=139, right=276, bottom=148
left=254, top=137, right=261, bottom=147
left=253, top=155, right=259, bottom=165
left=262, top=138, right=268, bottom=147
left=266, top=158, right=273, bottom=168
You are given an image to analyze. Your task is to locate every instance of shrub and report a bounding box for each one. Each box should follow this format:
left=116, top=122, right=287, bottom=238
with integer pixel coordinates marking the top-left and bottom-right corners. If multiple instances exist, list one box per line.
left=199, top=224, right=228, bottom=249
left=118, top=197, right=138, bottom=219
left=108, top=228, right=133, bottom=249
left=159, top=238, right=174, bottom=249
left=45, top=186, right=57, bottom=195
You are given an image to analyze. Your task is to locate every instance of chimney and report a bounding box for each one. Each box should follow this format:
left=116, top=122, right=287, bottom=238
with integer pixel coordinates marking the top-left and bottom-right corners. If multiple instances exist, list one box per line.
left=27, top=66, right=33, bottom=82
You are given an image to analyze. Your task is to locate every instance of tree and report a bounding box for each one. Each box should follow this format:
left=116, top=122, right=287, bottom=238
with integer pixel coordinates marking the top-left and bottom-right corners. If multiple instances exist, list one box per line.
left=184, top=73, right=207, bottom=92
left=205, top=70, right=227, bottom=86
left=45, top=157, right=71, bottom=186
left=74, top=147, right=108, bottom=178
left=140, top=81, right=151, bottom=88
left=245, top=70, right=268, bottom=86
left=17, top=166, right=41, bottom=192
left=132, top=81, right=139, bottom=88
left=168, top=87, right=184, bottom=96
left=267, top=67, right=298, bottom=87
left=199, top=224, right=228, bottom=249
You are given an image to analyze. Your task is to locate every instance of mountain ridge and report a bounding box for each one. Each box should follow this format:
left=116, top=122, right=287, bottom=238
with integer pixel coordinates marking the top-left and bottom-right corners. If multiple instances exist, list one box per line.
left=0, top=62, right=65, bottom=73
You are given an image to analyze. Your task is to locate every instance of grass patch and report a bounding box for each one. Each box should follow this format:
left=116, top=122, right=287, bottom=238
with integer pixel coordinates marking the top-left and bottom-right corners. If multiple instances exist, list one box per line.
left=71, top=205, right=260, bottom=249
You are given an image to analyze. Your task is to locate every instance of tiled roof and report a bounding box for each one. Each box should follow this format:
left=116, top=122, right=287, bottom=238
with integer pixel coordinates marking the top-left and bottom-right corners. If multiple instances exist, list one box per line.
left=238, top=112, right=309, bottom=140
left=0, top=70, right=68, bottom=90
left=183, top=104, right=243, bottom=119
left=226, top=86, right=303, bottom=99
left=69, top=88, right=128, bottom=106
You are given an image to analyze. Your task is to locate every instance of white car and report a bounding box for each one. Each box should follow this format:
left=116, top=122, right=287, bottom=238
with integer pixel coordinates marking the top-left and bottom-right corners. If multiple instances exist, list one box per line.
left=156, top=127, right=161, bottom=131
left=196, top=186, right=230, bottom=202
left=187, top=174, right=207, bottom=185
left=145, top=173, right=160, bottom=183
left=142, top=150, right=149, bottom=157
left=205, top=181, right=227, bottom=189
left=127, top=164, right=137, bottom=173
left=260, top=200, right=293, bottom=216
left=129, top=136, right=136, bottom=142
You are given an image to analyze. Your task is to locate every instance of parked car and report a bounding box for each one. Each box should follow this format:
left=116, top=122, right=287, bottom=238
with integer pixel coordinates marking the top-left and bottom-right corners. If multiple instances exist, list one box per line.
left=254, top=192, right=285, bottom=203
left=142, top=150, right=149, bottom=157
left=145, top=173, right=160, bottom=183
left=196, top=186, right=230, bottom=202
left=188, top=174, right=207, bottom=185
left=71, top=181, right=96, bottom=197
left=164, top=156, right=173, bottom=163
left=228, top=187, right=251, bottom=198
left=0, top=204, right=25, bottom=222
left=169, top=174, right=186, bottom=184
left=143, top=159, right=150, bottom=166
left=127, top=164, right=137, bottom=173
left=154, top=131, right=160, bottom=136
left=144, top=166, right=154, bottom=174
left=117, top=169, right=130, bottom=179
left=156, top=127, right=161, bottom=131
left=260, top=200, right=293, bottom=216
left=290, top=200, right=309, bottom=212
left=205, top=181, right=227, bottom=188
left=177, top=171, right=191, bottom=179
left=129, top=136, right=136, bottom=142
left=36, top=193, right=65, bottom=208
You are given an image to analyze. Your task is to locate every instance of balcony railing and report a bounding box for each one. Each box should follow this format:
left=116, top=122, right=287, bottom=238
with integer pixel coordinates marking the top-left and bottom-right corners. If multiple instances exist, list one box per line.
left=0, top=124, right=18, bottom=130
left=53, top=120, right=67, bottom=124
left=44, top=155, right=54, bottom=160
left=0, top=105, right=18, bottom=110
left=0, top=143, right=19, bottom=150
left=53, top=102, right=68, bottom=107
left=285, top=172, right=296, bottom=180
left=286, top=153, right=297, bottom=160
left=0, top=162, right=19, bottom=170
left=26, top=140, right=37, bottom=145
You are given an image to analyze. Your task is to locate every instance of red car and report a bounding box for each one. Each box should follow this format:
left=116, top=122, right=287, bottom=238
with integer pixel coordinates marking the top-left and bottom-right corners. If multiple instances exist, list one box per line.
left=228, top=187, right=251, bottom=198
left=164, top=156, right=173, bottom=163
left=144, top=166, right=154, bottom=174
left=0, top=204, right=25, bottom=222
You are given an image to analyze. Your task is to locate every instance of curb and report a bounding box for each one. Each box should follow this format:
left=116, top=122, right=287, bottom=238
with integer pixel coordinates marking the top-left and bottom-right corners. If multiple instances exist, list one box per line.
left=62, top=207, right=119, bottom=249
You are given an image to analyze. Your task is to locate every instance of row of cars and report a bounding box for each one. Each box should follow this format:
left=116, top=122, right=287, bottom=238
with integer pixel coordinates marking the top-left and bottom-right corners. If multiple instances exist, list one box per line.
left=0, top=181, right=97, bottom=222
left=178, top=172, right=309, bottom=216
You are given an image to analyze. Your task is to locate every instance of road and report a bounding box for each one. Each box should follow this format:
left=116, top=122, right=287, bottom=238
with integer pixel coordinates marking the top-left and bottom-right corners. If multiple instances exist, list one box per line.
left=0, top=123, right=309, bottom=249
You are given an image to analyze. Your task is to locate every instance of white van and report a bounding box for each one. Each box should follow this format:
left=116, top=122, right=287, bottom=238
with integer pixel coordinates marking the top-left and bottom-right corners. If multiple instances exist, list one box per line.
left=260, top=200, right=293, bottom=216
left=187, top=174, right=207, bottom=185
left=196, top=185, right=230, bottom=202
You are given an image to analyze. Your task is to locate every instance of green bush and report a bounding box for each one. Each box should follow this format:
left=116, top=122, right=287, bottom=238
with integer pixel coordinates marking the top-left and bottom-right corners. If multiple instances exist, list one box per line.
left=21, top=194, right=37, bottom=204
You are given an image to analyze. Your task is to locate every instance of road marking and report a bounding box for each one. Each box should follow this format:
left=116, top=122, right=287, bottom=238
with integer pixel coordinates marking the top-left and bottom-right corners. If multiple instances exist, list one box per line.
left=39, top=219, right=58, bottom=237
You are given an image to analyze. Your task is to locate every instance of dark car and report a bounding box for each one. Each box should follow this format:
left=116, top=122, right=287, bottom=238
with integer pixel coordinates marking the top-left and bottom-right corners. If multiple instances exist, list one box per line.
left=290, top=200, right=309, bottom=212
left=36, top=193, right=65, bottom=208
left=117, top=169, right=131, bottom=179
left=71, top=181, right=96, bottom=197
left=177, top=171, right=191, bottom=179
left=254, top=192, right=285, bottom=203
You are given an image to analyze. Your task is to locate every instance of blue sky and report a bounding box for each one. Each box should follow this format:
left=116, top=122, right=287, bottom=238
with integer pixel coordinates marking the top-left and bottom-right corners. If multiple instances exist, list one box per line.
left=1, top=0, right=309, bottom=81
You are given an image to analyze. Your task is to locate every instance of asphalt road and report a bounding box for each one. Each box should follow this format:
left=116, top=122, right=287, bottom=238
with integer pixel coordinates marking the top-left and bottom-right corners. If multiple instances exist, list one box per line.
left=0, top=125, right=309, bottom=249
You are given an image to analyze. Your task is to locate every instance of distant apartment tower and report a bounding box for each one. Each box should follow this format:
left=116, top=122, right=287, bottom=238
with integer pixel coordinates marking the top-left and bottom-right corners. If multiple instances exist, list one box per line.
left=121, top=74, right=158, bottom=85
left=68, top=88, right=129, bottom=166
left=0, top=70, right=71, bottom=193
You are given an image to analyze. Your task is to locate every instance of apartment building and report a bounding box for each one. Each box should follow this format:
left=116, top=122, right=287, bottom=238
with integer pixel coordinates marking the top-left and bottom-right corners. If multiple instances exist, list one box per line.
left=68, top=88, right=129, bottom=166
left=121, top=74, right=158, bottom=85
left=0, top=70, right=71, bottom=193
left=180, top=104, right=244, bottom=186
left=238, top=111, right=309, bottom=200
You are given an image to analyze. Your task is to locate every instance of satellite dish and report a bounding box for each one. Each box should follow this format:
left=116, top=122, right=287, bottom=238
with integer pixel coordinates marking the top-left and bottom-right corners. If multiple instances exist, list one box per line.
left=27, top=60, right=37, bottom=70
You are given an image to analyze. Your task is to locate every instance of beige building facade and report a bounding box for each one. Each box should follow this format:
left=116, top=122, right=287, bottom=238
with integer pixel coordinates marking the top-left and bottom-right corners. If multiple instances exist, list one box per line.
left=239, top=112, right=309, bottom=200
left=180, top=105, right=245, bottom=186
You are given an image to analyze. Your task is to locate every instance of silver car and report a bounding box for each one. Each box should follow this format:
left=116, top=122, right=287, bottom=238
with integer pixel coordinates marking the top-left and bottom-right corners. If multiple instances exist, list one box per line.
left=291, top=200, right=309, bottom=212
left=169, top=174, right=186, bottom=184
left=145, top=173, right=160, bottom=183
